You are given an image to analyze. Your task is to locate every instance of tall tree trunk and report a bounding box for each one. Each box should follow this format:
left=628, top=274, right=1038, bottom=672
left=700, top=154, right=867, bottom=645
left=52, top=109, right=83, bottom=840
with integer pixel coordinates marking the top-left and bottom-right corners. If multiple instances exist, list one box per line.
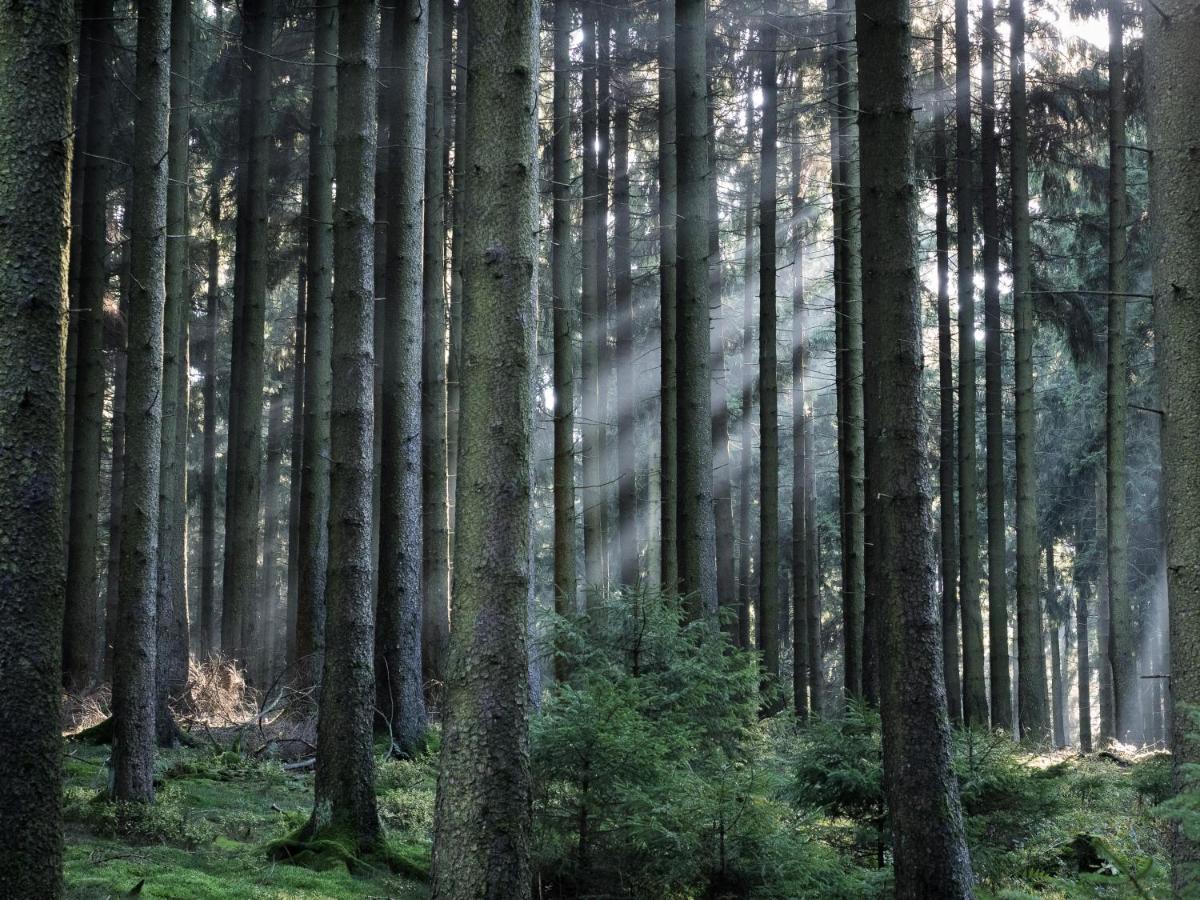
left=200, top=124, right=222, bottom=657
left=377, top=0, right=429, bottom=755
left=112, top=0, right=171, bottom=803
left=1106, top=0, right=1139, bottom=746
left=1146, top=0, right=1200, bottom=886
left=156, top=0, right=192, bottom=746
left=297, top=2, right=337, bottom=685
left=105, top=246, right=132, bottom=679
left=806, top=403, right=823, bottom=714
left=956, top=0, right=988, bottom=728
left=614, top=15, right=637, bottom=591
left=303, top=0, right=384, bottom=853
left=596, top=5, right=612, bottom=590
left=738, top=112, right=756, bottom=649
left=835, top=0, right=870, bottom=705
left=1047, top=541, right=1067, bottom=747
left=429, top=0, right=539, bottom=892
left=286, top=253, right=306, bottom=669
left=675, top=0, right=716, bottom=619
left=791, top=126, right=810, bottom=720
left=759, top=0, right=780, bottom=692
left=260, top=391, right=285, bottom=679
left=447, top=0, right=467, bottom=556
left=222, top=0, right=272, bottom=661
left=64, top=0, right=115, bottom=690
left=658, top=0, right=678, bottom=593
left=934, top=17, right=962, bottom=724
left=1075, top=562, right=1093, bottom=751
left=1096, top=468, right=1116, bottom=743
left=422, top=0, right=450, bottom=688
left=981, top=0, right=1012, bottom=732
left=0, top=3, right=74, bottom=891
left=857, top=0, right=975, bottom=888
left=1011, top=0, right=1050, bottom=742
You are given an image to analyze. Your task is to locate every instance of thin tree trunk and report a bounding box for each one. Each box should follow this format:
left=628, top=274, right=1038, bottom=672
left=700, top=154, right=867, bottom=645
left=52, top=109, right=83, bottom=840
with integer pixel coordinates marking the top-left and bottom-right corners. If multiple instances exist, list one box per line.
left=738, top=111, right=756, bottom=648
left=658, top=0, right=678, bottom=593
left=64, top=0, right=115, bottom=690
left=377, top=0, right=429, bottom=755
left=857, top=0, right=975, bottom=888
left=429, top=0, right=539, bottom=891
left=1047, top=541, right=1067, bottom=748
left=447, top=0, right=467, bottom=554
left=105, top=246, right=132, bottom=679
left=981, top=0, right=1012, bottom=732
left=614, top=15, right=637, bottom=591
left=0, top=4, right=74, bottom=890
left=222, top=0, right=273, bottom=662
left=1146, top=0, right=1200, bottom=886
left=596, top=5, right=612, bottom=590
left=1075, top=563, right=1093, bottom=751
left=286, top=252, right=306, bottom=669
left=112, top=0, right=171, bottom=803
left=1106, top=0, right=1139, bottom=746
left=1096, top=469, right=1115, bottom=743
left=1011, top=0, right=1050, bottom=742
left=934, top=17, right=962, bottom=725
left=260, top=391, right=285, bottom=679
left=956, top=0, right=988, bottom=728
left=791, top=128, right=810, bottom=720
left=156, top=0, right=192, bottom=746
left=297, top=2, right=337, bottom=685
left=806, top=412, right=822, bottom=714
left=200, top=113, right=223, bottom=657
left=304, top=0, right=384, bottom=853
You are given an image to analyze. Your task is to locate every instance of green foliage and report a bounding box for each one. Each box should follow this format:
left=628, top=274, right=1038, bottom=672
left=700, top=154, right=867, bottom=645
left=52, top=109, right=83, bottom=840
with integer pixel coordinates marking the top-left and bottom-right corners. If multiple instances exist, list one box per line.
left=532, top=589, right=872, bottom=898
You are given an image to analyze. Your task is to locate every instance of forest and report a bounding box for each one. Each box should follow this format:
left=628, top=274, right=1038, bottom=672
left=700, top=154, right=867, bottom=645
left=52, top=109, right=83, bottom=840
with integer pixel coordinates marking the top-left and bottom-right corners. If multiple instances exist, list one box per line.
left=0, top=0, right=1198, bottom=896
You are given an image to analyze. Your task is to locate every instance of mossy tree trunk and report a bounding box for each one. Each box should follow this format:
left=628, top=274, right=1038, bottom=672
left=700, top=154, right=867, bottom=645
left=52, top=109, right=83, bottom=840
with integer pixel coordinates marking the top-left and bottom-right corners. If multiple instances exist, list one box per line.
left=377, top=0, right=429, bottom=755
left=306, top=0, right=384, bottom=853
left=0, top=3, right=74, bottom=892
left=429, top=0, right=539, bottom=893
left=112, top=0, right=171, bottom=804
left=857, top=0, right=975, bottom=889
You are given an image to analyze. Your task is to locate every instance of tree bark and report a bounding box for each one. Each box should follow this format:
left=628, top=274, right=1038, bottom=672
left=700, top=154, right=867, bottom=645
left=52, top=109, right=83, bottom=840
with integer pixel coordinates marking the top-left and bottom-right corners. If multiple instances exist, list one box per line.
left=112, top=0, right=171, bottom=803
left=791, top=126, right=809, bottom=719
left=286, top=253, right=306, bottom=669
left=222, top=0, right=273, bottom=662
left=981, top=0, right=1012, bottom=733
left=1011, top=0, right=1050, bottom=742
left=739, top=109, right=756, bottom=649
left=64, top=0, right=115, bottom=690
left=429, top=0, right=539, bottom=892
left=377, top=0, right=429, bottom=755
left=297, top=2, right=337, bottom=685
left=105, top=244, right=132, bottom=679
left=1075, top=562, right=1093, bottom=751
left=614, top=14, right=637, bottom=591
left=1047, top=541, right=1067, bottom=748
left=0, top=4, right=74, bottom=891
left=200, top=83, right=223, bottom=656
left=1096, top=469, right=1115, bottom=743
left=305, top=0, right=384, bottom=853
left=260, top=391, right=285, bottom=678
left=934, top=17, right=962, bottom=725
left=658, top=0, right=678, bottom=594
left=447, top=0, right=467, bottom=563
left=857, top=0, right=975, bottom=889
left=1145, top=0, right=1200, bottom=886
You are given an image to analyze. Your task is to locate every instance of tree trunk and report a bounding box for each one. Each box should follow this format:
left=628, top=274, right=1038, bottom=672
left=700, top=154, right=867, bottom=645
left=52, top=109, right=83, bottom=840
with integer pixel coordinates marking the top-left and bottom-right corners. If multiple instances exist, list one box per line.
left=447, top=0, right=467, bottom=560
left=105, top=245, right=132, bottom=680
left=934, top=18, right=962, bottom=725
left=1011, top=0, right=1050, bottom=742
left=222, top=0, right=273, bottom=662
left=297, top=2, right=337, bottom=686
left=658, top=0, right=678, bottom=594
left=260, top=391, right=285, bottom=680
left=807, top=413, right=822, bottom=714
left=429, top=0, right=539, bottom=892
left=596, top=6, right=612, bottom=590
left=286, top=253, right=306, bottom=669
left=305, top=0, right=384, bottom=853
left=112, top=0, right=171, bottom=803
left=156, top=0, right=192, bottom=746
left=791, top=127, right=809, bottom=719
left=738, top=111, right=756, bottom=649
left=1146, top=0, right=1200, bottom=886
left=981, top=0, right=1012, bottom=733
left=758, top=0, right=781, bottom=692
left=422, top=0, right=450, bottom=689
left=1106, top=0, right=1139, bottom=746
left=1047, top=542, right=1067, bottom=748
left=200, top=95, right=223, bottom=657
left=377, top=0, right=429, bottom=755
left=956, top=0, right=988, bottom=728
left=0, top=4, right=74, bottom=891
left=614, top=15, right=637, bottom=591
left=857, top=0, right=975, bottom=888
left=1075, top=563, right=1093, bottom=751
left=64, top=0, right=115, bottom=690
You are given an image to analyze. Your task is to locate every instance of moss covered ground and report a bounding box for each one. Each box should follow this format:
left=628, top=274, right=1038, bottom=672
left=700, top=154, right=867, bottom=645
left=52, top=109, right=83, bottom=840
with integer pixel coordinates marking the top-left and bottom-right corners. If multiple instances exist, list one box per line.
left=62, top=742, right=432, bottom=899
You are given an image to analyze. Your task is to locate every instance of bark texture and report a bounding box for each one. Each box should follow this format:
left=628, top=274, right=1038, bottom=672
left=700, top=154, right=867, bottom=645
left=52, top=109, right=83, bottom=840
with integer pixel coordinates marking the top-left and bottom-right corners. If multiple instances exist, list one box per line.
left=657, top=0, right=678, bottom=593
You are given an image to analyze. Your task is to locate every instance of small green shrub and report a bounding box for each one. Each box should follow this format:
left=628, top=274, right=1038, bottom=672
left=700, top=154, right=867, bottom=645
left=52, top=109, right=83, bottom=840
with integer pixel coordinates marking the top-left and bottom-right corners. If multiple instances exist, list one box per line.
left=64, top=783, right=215, bottom=847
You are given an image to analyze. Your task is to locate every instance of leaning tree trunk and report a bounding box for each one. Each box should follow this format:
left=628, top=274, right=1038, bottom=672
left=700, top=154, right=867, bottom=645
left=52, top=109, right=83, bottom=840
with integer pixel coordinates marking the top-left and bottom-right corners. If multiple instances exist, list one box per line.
left=1012, top=0, right=1050, bottom=742
left=675, top=0, right=717, bottom=619
left=934, top=18, right=962, bottom=725
left=0, top=4, right=74, bottom=892
left=377, top=0, right=429, bottom=756
left=156, top=0, right=192, bottom=747
left=297, top=2, right=337, bottom=686
left=1106, top=0, right=1140, bottom=746
left=956, top=0, right=988, bottom=729
left=981, top=0, right=1012, bottom=733
left=302, top=0, right=384, bottom=855
left=857, top=0, right=975, bottom=890
left=422, top=0, right=450, bottom=690
left=429, top=0, right=539, bottom=893
left=658, top=0, right=679, bottom=593
left=1146, top=0, right=1200, bottom=888
left=112, top=0, right=171, bottom=804
left=759, top=0, right=781, bottom=693
left=63, top=0, right=115, bottom=690
left=222, top=0, right=273, bottom=662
